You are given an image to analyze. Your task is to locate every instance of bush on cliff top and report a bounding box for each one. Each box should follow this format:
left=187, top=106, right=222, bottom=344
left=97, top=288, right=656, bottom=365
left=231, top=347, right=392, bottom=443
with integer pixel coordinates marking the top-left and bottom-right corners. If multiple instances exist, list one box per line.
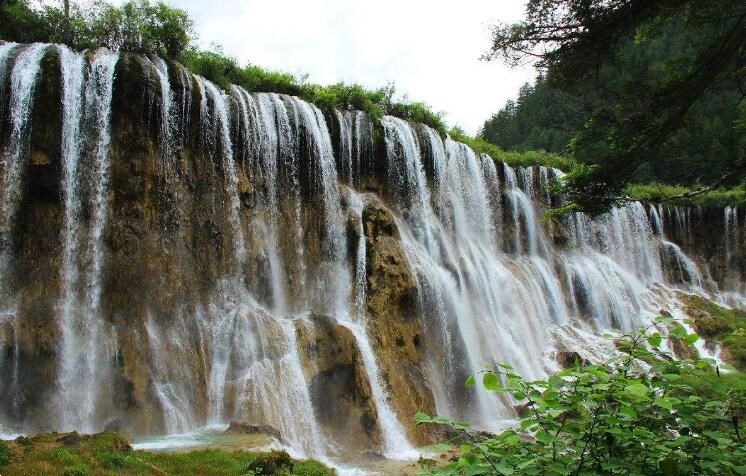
left=626, top=183, right=746, bottom=208
left=0, top=0, right=446, bottom=135
left=417, top=320, right=746, bottom=475
left=449, top=126, right=578, bottom=173
left=0, top=0, right=193, bottom=59
left=179, top=46, right=447, bottom=135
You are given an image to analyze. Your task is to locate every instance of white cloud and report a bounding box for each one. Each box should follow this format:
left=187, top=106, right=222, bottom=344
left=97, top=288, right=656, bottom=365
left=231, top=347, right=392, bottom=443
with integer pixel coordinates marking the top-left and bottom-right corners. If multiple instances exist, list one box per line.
left=141, top=0, right=536, bottom=134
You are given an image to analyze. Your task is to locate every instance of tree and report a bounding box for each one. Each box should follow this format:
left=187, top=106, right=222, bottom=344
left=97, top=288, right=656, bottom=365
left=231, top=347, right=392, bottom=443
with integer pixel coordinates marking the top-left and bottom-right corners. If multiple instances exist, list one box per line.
left=0, top=0, right=195, bottom=59
left=485, top=0, right=746, bottom=215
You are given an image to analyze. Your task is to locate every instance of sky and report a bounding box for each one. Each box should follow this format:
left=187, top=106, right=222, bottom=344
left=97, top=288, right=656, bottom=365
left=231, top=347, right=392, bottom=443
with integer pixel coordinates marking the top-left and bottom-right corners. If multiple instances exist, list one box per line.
left=131, top=0, right=537, bottom=134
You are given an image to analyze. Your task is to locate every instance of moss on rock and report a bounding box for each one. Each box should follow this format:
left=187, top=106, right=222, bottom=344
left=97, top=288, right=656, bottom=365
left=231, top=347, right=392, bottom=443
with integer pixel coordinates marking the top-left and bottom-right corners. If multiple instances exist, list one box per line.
left=682, top=294, right=746, bottom=370
left=0, top=431, right=334, bottom=475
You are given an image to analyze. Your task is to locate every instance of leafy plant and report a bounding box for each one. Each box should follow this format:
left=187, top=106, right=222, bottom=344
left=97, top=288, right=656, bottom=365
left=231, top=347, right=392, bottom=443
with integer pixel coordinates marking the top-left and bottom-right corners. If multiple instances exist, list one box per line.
left=0, top=441, right=10, bottom=466
left=416, top=320, right=746, bottom=475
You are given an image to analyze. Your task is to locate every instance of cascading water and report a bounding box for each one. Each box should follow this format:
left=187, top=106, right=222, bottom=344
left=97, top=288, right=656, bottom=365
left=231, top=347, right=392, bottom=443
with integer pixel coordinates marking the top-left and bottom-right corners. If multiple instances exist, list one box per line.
left=0, top=43, right=48, bottom=297
left=56, top=48, right=120, bottom=432
left=0, top=45, right=745, bottom=464
left=56, top=44, right=87, bottom=429
left=149, top=55, right=175, bottom=161
left=339, top=190, right=414, bottom=457
left=0, top=42, right=19, bottom=142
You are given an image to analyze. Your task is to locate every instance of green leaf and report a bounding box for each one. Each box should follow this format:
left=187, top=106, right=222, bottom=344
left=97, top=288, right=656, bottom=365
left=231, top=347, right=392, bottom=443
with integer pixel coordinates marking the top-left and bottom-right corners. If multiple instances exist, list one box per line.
left=414, top=412, right=432, bottom=425
left=536, top=430, right=557, bottom=444
left=465, top=375, right=475, bottom=389
left=625, top=383, right=649, bottom=397
left=654, top=397, right=674, bottom=410
left=656, top=316, right=674, bottom=325
left=619, top=405, right=637, bottom=418
left=671, top=326, right=688, bottom=338
left=660, top=458, right=678, bottom=476
left=429, top=443, right=452, bottom=452
left=684, top=333, right=700, bottom=345
left=483, top=372, right=500, bottom=390
left=647, top=332, right=662, bottom=347
left=494, top=463, right=515, bottom=475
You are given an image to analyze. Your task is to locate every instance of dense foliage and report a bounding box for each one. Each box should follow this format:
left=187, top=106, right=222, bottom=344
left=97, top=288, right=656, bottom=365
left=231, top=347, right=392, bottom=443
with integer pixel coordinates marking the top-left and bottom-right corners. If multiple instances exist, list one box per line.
left=179, top=47, right=447, bottom=134
left=483, top=0, right=746, bottom=215
left=480, top=76, right=577, bottom=155
left=0, top=0, right=446, bottom=135
left=449, top=126, right=576, bottom=172
left=626, top=183, right=746, bottom=208
left=0, top=0, right=193, bottom=58
left=416, top=321, right=746, bottom=475
left=482, top=24, right=744, bottom=187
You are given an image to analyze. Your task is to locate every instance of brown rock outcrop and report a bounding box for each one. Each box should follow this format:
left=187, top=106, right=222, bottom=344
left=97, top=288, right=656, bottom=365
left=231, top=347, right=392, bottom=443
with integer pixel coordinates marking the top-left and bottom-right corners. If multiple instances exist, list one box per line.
left=361, top=195, right=436, bottom=445
left=294, top=313, right=381, bottom=454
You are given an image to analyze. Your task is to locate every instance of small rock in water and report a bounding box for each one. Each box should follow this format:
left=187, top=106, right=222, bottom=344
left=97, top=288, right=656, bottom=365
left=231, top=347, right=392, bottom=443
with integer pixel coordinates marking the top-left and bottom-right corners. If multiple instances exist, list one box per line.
left=224, top=421, right=283, bottom=442
left=360, top=450, right=386, bottom=462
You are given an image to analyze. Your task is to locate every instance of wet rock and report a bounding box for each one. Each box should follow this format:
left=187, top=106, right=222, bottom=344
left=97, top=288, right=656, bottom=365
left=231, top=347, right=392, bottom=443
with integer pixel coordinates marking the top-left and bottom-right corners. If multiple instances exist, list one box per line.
left=362, top=195, right=436, bottom=445
left=58, top=432, right=83, bottom=447
left=514, top=403, right=532, bottom=417
left=225, top=421, right=282, bottom=442
left=360, top=450, right=386, bottom=462
left=294, top=313, right=382, bottom=454
left=556, top=351, right=589, bottom=369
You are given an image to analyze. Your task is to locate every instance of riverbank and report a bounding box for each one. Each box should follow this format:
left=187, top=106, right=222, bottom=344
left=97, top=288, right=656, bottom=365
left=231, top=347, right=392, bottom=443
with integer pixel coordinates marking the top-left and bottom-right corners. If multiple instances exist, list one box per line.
left=0, top=431, right=334, bottom=475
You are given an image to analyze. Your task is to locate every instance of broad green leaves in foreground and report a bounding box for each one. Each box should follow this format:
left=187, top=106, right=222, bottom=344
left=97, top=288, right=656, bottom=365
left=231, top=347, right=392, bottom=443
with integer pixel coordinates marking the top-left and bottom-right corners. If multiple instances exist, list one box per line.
left=416, top=322, right=746, bottom=475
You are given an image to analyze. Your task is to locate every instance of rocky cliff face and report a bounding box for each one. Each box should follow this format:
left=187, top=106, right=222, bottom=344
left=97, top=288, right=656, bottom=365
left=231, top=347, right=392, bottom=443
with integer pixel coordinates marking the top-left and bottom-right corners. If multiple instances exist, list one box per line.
left=0, top=43, right=743, bottom=460
left=653, top=204, right=745, bottom=291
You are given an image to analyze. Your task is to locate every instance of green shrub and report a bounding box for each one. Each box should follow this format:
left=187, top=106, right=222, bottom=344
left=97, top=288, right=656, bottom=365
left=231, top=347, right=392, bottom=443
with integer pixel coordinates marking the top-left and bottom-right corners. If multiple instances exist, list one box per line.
left=286, top=459, right=336, bottom=476
left=63, top=462, right=89, bottom=476
left=417, top=320, right=746, bottom=475
left=1, top=0, right=193, bottom=59
left=625, top=182, right=746, bottom=208
left=450, top=126, right=577, bottom=172
left=0, top=442, right=11, bottom=466
left=95, top=450, right=131, bottom=469
left=45, top=447, right=82, bottom=466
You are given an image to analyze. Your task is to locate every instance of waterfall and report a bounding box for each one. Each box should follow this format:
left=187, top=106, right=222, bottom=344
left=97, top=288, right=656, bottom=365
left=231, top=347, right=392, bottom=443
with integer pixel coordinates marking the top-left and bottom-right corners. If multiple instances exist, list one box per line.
left=149, top=56, right=176, bottom=163
left=56, top=45, right=86, bottom=429
left=725, top=206, right=741, bottom=282
left=335, top=110, right=373, bottom=186
left=0, top=43, right=48, bottom=298
left=341, top=191, right=414, bottom=457
left=0, top=43, right=19, bottom=142
left=1, top=46, right=745, bottom=462
left=56, top=49, right=120, bottom=431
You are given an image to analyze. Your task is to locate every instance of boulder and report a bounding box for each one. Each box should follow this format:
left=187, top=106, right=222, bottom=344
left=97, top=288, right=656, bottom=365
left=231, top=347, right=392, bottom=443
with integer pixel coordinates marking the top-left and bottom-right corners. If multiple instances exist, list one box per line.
left=556, top=351, right=589, bottom=369
left=225, top=421, right=282, bottom=442
left=294, top=313, right=382, bottom=455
